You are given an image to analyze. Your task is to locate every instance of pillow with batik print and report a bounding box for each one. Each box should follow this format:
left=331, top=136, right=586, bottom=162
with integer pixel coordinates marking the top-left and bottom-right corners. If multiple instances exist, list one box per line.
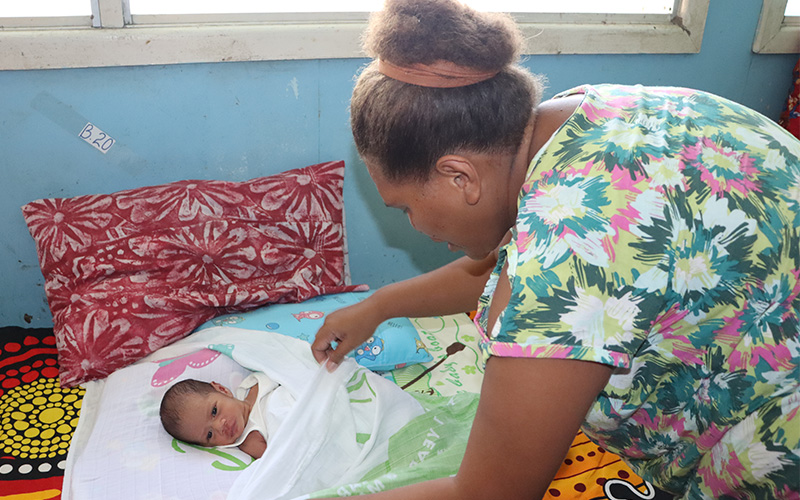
left=22, top=161, right=366, bottom=387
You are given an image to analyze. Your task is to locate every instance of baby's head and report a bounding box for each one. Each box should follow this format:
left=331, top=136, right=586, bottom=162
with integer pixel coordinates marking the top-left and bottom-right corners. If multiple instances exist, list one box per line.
left=160, top=379, right=250, bottom=447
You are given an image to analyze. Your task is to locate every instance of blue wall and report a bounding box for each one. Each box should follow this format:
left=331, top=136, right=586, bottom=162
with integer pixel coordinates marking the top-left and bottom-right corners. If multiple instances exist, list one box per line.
left=1, top=0, right=797, bottom=327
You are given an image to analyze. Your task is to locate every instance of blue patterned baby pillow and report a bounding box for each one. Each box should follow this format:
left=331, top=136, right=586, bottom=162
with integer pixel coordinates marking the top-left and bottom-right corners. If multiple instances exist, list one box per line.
left=194, top=291, right=433, bottom=371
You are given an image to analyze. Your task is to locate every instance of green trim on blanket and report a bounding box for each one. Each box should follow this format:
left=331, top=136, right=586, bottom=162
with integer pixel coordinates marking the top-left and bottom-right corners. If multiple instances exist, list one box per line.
left=171, top=438, right=256, bottom=471
left=308, top=392, right=479, bottom=498
left=348, top=371, right=378, bottom=404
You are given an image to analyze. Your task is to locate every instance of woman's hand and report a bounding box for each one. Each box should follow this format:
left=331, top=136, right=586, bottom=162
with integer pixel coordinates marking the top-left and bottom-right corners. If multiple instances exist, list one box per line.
left=312, top=253, right=499, bottom=371
left=311, top=298, right=386, bottom=371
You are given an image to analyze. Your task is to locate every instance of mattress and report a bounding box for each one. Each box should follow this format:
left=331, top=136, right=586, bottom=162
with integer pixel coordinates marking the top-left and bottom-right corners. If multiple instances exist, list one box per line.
left=1, top=315, right=663, bottom=499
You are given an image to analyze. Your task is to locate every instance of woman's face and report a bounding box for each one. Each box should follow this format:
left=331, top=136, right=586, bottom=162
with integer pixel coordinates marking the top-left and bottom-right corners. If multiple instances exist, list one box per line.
left=367, top=161, right=504, bottom=260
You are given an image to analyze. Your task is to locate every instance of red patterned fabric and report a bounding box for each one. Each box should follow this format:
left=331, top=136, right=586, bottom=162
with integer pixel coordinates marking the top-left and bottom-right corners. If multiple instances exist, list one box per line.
left=22, top=161, right=366, bottom=387
left=0, top=326, right=81, bottom=499
left=780, top=58, right=800, bottom=139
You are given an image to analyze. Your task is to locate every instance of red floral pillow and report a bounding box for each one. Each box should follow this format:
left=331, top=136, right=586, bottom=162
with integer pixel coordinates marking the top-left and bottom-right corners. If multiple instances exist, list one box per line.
left=22, top=161, right=367, bottom=387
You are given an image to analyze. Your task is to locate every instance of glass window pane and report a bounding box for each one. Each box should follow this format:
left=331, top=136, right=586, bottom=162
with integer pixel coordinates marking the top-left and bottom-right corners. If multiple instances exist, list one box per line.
left=129, top=0, right=674, bottom=15
left=469, top=0, right=673, bottom=14
left=786, top=0, right=800, bottom=17
left=0, top=0, right=90, bottom=17
left=130, top=0, right=377, bottom=14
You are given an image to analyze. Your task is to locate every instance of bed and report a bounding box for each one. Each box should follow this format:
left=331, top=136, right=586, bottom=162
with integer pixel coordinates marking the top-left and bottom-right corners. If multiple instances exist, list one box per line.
left=5, top=160, right=669, bottom=499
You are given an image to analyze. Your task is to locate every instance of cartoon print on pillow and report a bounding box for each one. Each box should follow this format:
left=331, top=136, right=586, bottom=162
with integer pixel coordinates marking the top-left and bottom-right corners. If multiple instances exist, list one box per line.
left=355, top=335, right=384, bottom=363
left=150, top=349, right=221, bottom=387
left=293, top=310, right=325, bottom=321
left=211, top=316, right=245, bottom=326
left=208, top=343, right=236, bottom=358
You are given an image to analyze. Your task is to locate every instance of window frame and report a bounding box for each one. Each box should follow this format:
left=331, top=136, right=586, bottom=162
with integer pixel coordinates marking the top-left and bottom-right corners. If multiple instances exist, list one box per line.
left=0, top=0, right=710, bottom=71
left=753, top=0, right=800, bottom=53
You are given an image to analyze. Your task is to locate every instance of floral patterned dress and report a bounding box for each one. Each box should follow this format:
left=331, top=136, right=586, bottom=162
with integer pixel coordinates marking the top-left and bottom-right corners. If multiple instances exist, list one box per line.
left=474, top=84, right=800, bottom=499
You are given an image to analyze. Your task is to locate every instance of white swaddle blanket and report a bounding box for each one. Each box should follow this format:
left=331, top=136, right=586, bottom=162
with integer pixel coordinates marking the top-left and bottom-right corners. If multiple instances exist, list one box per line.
left=218, top=372, right=293, bottom=450
left=219, top=328, right=425, bottom=499
left=64, top=326, right=425, bottom=500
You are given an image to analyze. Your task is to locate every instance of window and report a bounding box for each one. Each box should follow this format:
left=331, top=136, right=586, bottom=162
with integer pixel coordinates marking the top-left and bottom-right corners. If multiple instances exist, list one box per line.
left=754, top=0, right=800, bottom=53
left=0, top=0, right=710, bottom=70
left=126, top=0, right=673, bottom=16
left=0, top=0, right=90, bottom=27
left=1, top=1, right=89, bottom=17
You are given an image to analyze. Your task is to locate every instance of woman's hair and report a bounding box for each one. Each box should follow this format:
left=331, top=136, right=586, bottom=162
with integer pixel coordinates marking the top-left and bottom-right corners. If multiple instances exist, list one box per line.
left=351, top=0, right=545, bottom=183
left=159, top=379, right=215, bottom=443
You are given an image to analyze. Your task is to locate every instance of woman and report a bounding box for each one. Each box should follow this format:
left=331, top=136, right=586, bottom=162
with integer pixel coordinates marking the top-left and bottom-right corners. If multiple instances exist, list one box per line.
left=311, top=1, right=800, bottom=498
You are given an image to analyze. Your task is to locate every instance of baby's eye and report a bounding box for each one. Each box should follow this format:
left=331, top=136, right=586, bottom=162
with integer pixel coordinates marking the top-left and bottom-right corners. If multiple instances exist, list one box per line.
left=212, top=405, right=217, bottom=417
left=207, top=430, right=213, bottom=441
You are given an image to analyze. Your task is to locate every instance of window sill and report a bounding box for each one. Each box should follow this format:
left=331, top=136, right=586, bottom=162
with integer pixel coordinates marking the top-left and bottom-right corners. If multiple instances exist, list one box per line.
left=0, top=1, right=710, bottom=70
left=754, top=0, right=800, bottom=54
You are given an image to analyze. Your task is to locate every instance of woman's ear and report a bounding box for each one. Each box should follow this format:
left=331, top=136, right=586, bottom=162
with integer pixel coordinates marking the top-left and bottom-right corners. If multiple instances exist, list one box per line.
left=211, top=381, right=233, bottom=397
left=435, top=155, right=481, bottom=205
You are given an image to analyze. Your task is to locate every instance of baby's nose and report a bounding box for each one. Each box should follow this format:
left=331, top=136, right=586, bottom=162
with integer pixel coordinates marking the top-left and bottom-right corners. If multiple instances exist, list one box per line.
left=215, top=418, right=227, bottom=432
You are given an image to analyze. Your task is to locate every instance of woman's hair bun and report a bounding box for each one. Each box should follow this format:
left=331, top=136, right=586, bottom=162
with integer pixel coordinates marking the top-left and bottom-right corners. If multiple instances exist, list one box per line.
left=364, top=0, right=523, bottom=72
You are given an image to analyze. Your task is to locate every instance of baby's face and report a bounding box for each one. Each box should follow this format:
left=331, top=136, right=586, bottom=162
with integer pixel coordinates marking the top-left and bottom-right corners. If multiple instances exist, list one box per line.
left=179, top=383, right=250, bottom=447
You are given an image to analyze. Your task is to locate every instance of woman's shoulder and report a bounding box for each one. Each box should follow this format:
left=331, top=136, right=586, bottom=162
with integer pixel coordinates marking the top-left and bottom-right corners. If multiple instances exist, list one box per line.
left=530, top=93, right=584, bottom=156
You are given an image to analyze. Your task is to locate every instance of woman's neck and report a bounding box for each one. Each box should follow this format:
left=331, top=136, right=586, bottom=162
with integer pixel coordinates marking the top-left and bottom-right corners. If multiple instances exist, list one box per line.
left=505, top=94, right=582, bottom=227
left=504, top=114, right=537, bottom=223
left=529, top=93, right=584, bottom=163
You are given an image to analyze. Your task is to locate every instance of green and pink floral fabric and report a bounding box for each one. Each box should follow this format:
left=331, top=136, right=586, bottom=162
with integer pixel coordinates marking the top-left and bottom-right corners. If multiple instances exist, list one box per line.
left=475, top=84, right=800, bottom=498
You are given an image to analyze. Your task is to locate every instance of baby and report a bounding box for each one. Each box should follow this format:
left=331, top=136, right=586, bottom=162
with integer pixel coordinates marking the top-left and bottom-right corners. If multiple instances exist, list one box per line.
left=160, top=372, right=294, bottom=459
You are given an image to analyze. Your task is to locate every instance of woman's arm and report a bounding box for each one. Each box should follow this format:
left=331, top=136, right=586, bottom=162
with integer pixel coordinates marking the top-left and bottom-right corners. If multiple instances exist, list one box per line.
left=311, top=252, right=497, bottom=368
left=367, top=252, right=499, bottom=319
left=316, top=241, right=613, bottom=499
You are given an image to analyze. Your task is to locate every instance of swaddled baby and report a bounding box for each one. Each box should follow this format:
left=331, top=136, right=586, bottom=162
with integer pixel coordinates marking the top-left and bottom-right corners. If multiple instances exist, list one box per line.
left=159, top=373, right=295, bottom=459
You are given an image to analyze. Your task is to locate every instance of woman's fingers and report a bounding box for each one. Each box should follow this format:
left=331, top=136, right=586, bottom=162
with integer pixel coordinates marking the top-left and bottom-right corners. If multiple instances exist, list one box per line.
left=310, top=327, right=339, bottom=365
left=311, top=302, right=384, bottom=370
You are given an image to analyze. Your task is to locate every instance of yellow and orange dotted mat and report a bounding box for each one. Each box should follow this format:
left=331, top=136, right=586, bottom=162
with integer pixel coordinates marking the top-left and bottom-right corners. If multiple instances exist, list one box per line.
left=544, top=431, right=659, bottom=500
left=0, top=327, right=84, bottom=500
